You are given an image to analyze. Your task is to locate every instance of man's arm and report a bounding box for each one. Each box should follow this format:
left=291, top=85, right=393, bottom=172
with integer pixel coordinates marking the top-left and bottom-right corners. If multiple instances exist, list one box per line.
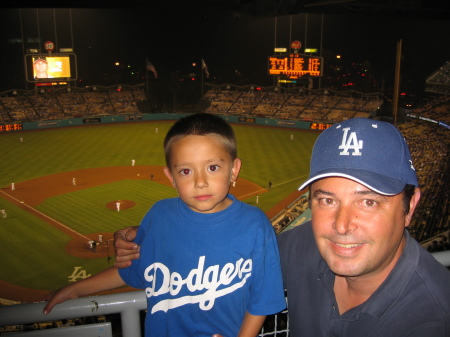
left=43, top=267, right=125, bottom=314
left=114, top=226, right=140, bottom=268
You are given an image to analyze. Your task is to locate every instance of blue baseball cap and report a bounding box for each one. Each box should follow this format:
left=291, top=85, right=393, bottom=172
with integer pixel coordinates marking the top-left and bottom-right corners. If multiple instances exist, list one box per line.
left=298, top=118, right=419, bottom=195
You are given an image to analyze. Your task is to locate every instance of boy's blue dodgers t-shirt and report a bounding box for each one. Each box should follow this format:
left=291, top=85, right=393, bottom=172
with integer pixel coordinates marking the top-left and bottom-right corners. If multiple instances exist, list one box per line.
left=119, top=194, right=286, bottom=336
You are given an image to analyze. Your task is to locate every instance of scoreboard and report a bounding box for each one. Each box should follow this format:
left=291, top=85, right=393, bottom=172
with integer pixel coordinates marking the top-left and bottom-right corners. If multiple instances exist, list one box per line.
left=310, top=122, right=333, bottom=131
left=0, top=123, right=23, bottom=132
left=268, top=54, right=323, bottom=79
left=24, top=53, right=77, bottom=83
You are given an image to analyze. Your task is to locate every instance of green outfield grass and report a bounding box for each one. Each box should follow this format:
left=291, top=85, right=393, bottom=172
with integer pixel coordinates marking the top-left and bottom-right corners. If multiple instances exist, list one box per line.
left=0, top=120, right=319, bottom=294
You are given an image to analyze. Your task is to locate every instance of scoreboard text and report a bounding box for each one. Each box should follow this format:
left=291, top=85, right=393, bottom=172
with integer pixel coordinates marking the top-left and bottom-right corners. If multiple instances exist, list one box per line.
left=0, top=123, right=23, bottom=132
left=310, top=122, right=333, bottom=131
left=268, top=54, right=323, bottom=79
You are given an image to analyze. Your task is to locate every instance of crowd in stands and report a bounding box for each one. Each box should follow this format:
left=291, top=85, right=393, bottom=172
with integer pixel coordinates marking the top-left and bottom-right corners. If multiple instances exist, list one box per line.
left=411, top=94, right=450, bottom=125
left=272, top=195, right=309, bottom=234
left=0, top=85, right=147, bottom=123
left=397, top=116, right=450, bottom=243
left=1, top=83, right=448, bottom=247
left=0, top=314, right=118, bottom=335
left=203, top=86, right=382, bottom=123
left=425, top=232, right=450, bottom=253
left=426, top=61, right=450, bottom=95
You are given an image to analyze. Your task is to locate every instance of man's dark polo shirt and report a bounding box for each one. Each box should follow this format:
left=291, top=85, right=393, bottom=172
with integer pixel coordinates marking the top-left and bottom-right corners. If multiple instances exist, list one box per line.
left=278, top=221, right=450, bottom=337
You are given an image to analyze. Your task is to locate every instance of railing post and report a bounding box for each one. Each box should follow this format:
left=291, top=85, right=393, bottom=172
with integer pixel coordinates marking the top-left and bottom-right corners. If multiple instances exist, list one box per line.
left=121, top=307, right=143, bottom=337
left=432, top=250, right=450, bottom=266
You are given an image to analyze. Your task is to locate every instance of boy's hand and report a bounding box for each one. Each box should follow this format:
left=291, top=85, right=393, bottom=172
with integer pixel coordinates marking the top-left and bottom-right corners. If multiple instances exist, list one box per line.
left=114, top=226, right=140, bottom=268
left=42, top=286, right=78, bottom=315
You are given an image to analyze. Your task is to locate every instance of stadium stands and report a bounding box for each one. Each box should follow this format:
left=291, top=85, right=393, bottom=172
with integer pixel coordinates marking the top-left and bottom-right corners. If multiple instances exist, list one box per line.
left=426, top=61, right=450, bottom=95
left=0, top=84, right=147, bottom=122
left=398, top=116, right=450, bottom=242
left=0, top=84, right=448, bottom=245
left=203, top=86, right=379, bottom=122
left=0, top=82, right=449, bottom=336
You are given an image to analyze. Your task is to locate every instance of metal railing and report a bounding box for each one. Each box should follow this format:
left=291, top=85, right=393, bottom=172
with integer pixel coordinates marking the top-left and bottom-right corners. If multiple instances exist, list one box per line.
left=1, top=251, right=449, bottom=337
left=0, top=291, right=146, bottom=337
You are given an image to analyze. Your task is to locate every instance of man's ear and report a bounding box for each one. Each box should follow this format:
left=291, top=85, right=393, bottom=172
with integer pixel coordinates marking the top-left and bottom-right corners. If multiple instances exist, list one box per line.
left=405, top=187, right=421, bottom=227
left=163, top=167, right=176, bottom=188
left=231, top=158, right=242, bottom=182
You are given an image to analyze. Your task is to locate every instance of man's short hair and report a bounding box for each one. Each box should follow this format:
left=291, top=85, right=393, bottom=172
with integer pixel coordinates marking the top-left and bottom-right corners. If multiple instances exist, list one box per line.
left=402, top=184, right=416, bottom=215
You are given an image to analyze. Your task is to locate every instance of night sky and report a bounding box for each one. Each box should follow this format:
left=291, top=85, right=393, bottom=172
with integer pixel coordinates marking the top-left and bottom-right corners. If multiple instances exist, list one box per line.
left=1, top=5, right=449, bottom=93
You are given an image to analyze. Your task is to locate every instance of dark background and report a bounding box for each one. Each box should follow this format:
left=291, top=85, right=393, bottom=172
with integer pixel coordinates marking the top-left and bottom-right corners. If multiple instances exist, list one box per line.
left=1, top=1, right=449, bottom=102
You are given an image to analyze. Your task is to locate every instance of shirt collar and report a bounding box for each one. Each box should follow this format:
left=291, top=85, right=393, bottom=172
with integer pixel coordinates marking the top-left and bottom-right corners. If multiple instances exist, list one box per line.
left=177, top=193, right=238, bottom=226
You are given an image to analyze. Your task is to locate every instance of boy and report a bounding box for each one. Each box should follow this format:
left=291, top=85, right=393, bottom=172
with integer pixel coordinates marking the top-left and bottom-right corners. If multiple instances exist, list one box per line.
left=43, top=113, right=286, bottom=337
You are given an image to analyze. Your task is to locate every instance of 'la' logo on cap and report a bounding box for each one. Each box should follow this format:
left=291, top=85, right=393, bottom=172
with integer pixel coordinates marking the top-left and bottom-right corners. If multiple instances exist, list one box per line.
left=338, top=127, right=363, bottom=156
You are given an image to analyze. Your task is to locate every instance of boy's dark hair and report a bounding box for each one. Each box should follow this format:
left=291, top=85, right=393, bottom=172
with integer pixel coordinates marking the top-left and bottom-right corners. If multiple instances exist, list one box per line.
left=163, top=113, right=237, bottom=166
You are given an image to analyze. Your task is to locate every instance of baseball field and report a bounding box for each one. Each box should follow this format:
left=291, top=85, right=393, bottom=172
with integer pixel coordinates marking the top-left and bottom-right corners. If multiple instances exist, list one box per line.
left=0, top=119, right=319, bottom=302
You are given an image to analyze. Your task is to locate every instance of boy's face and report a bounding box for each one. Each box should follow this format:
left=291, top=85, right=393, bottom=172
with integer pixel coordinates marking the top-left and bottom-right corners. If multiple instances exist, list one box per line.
left=164, top=134, right=241, bottom=214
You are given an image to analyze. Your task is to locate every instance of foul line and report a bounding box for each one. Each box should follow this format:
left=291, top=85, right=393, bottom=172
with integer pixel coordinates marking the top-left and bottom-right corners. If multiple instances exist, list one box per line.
left=237, top=174, right=308, bottom=200
left=272, top=174, right=309, bottom=189
left=237, top=187, right=267, bottom=200
left=0, top=189, right=91, bottom=241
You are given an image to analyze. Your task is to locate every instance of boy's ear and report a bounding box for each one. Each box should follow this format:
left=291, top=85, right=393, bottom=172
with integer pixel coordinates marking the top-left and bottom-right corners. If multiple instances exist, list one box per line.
left=231, top=158, right=242, bottom=182
left=163, top=167, right=176, bottom=188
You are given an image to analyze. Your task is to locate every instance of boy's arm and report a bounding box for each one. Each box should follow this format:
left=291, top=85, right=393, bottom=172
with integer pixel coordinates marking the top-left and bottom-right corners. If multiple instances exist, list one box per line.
left=237, top=312, right=266, bottom=337
left=211, top=313, right=265, bottom=337
left=43, top=267, right=125, bottom=314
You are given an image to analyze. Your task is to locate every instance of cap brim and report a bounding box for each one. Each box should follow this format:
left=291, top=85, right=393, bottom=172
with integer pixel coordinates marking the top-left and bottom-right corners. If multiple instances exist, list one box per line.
left=298, top=169, right=407, bottom=196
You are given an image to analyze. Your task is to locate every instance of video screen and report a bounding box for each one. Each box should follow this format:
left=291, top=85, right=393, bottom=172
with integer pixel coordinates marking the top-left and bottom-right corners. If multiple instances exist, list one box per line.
left=25, top=53, right=77, bottom=82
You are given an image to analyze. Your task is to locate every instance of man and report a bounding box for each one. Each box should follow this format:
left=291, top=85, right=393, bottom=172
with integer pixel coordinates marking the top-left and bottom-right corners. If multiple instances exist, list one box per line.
left=114, top=118, right=450, bottom=336
left=33, top=57, right=53, bottom=79
left=277, top=117, right=450, bottom=336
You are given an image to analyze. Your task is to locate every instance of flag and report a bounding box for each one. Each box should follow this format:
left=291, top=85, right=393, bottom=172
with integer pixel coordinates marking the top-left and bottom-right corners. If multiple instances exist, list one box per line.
left=202, top=58, right=210, bottom=78
left=146, top=58, right=158, bottom=78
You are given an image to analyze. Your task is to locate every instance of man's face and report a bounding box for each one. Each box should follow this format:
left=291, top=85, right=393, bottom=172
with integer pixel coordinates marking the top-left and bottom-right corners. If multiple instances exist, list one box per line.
left=310, top=177, right=418, bottom=280
left=34, top=60, right=47, bottom=71
left=34, top=60, right=48, bottom=78
left=164, top=134, right=241, bottom=214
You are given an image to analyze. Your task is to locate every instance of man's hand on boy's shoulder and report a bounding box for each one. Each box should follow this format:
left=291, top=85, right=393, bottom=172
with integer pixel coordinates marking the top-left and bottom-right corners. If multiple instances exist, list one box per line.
left=114, top=226, right=140, bottom=268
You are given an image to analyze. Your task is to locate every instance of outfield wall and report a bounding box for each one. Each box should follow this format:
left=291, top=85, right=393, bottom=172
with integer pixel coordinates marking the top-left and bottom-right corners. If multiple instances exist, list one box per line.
left=15, top=113, right=323, bottom=132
